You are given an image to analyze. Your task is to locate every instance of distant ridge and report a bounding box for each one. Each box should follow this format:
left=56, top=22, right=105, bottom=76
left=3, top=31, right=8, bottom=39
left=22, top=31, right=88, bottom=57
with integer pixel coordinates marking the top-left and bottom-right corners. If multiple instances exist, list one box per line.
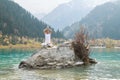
left=42, top=0, right=111, bottom=30
left=63, top=1, right=120, bottom=39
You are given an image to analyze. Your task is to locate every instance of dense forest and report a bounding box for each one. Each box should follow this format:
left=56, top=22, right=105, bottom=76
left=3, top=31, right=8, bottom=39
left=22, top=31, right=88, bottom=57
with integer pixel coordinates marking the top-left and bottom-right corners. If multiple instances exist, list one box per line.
left=0, top=0, right=64, bottom=39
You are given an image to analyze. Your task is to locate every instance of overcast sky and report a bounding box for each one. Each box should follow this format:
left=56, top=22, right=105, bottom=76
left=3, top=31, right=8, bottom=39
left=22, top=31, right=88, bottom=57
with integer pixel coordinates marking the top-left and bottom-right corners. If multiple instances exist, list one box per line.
left=14, top=0, right=71, bottom=14
left=13, top=0, right=114, bottom=15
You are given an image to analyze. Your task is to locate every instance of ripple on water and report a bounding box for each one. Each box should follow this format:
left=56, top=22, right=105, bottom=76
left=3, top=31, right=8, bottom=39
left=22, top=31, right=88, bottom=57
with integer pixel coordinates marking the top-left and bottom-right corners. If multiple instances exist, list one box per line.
left=0, top=49, right=120, bottom=80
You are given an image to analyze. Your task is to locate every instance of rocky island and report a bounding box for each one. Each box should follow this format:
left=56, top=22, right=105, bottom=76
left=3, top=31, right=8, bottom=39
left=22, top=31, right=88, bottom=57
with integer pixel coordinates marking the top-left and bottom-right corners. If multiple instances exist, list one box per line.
left=19, top=27, right=97, bottom=69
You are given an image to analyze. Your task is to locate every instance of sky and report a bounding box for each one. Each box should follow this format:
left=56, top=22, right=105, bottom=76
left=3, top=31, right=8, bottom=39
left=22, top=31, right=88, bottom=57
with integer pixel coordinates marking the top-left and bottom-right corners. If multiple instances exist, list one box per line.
left=13, top=0, right=71, bottom=14
left=13, top=0, right=114, bottom=16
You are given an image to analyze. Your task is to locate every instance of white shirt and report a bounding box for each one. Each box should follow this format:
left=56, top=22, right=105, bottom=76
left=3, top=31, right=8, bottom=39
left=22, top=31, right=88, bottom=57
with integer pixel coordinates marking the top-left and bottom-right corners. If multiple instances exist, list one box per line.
left=45, top=33, right=51, bottom=45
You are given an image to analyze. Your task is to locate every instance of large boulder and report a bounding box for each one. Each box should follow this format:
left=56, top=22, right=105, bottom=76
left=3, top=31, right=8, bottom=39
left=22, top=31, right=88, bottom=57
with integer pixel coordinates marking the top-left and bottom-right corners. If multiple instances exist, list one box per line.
left=19, top=45, right=84, bottom=69
left=19, top=41, right=97, bottom=69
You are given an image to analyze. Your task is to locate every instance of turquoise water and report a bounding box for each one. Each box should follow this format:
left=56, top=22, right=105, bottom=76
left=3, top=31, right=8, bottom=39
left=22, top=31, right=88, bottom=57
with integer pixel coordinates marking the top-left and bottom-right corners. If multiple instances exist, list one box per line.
left=0, top=48, right=120, bottom=80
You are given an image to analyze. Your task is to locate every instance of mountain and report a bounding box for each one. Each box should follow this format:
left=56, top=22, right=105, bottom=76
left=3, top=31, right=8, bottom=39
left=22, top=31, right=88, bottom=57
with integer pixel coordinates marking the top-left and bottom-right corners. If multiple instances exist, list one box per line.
left=42, top=0, right=111, bottom=30
left=63, top=1, right=120, bottom=39
left=0, top=0, right=64, bottom=38
left=33, top=13, right=46, bottom=20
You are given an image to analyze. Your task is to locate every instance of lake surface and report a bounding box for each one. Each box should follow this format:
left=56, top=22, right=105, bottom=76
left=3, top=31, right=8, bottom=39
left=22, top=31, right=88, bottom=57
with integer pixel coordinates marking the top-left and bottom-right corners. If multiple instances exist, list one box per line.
left=0, top=48, right=120, bottom=80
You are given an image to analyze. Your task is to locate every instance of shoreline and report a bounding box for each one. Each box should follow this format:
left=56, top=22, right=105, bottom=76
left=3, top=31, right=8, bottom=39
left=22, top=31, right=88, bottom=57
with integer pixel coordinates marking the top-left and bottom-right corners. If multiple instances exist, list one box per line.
left=0, top=44, right=120, bottom=49
left=91, top=46, right=120, bottom=49
left=0, top=44, right=41, bottom=49
left=91, top=46, right=106, bottom=49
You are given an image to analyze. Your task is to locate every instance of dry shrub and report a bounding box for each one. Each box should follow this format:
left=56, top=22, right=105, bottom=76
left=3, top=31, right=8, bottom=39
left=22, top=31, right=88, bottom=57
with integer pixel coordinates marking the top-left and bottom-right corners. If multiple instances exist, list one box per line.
left=72, top=26, right=90, bottom=65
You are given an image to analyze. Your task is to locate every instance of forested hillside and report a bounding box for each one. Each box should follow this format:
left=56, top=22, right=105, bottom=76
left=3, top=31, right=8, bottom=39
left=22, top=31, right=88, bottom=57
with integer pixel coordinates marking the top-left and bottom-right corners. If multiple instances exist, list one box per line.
left=0, top=0, right=64, bottom=38
left=0, top=0, right=44, bottom=37
left=63, top=1, right=120, bottom=39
